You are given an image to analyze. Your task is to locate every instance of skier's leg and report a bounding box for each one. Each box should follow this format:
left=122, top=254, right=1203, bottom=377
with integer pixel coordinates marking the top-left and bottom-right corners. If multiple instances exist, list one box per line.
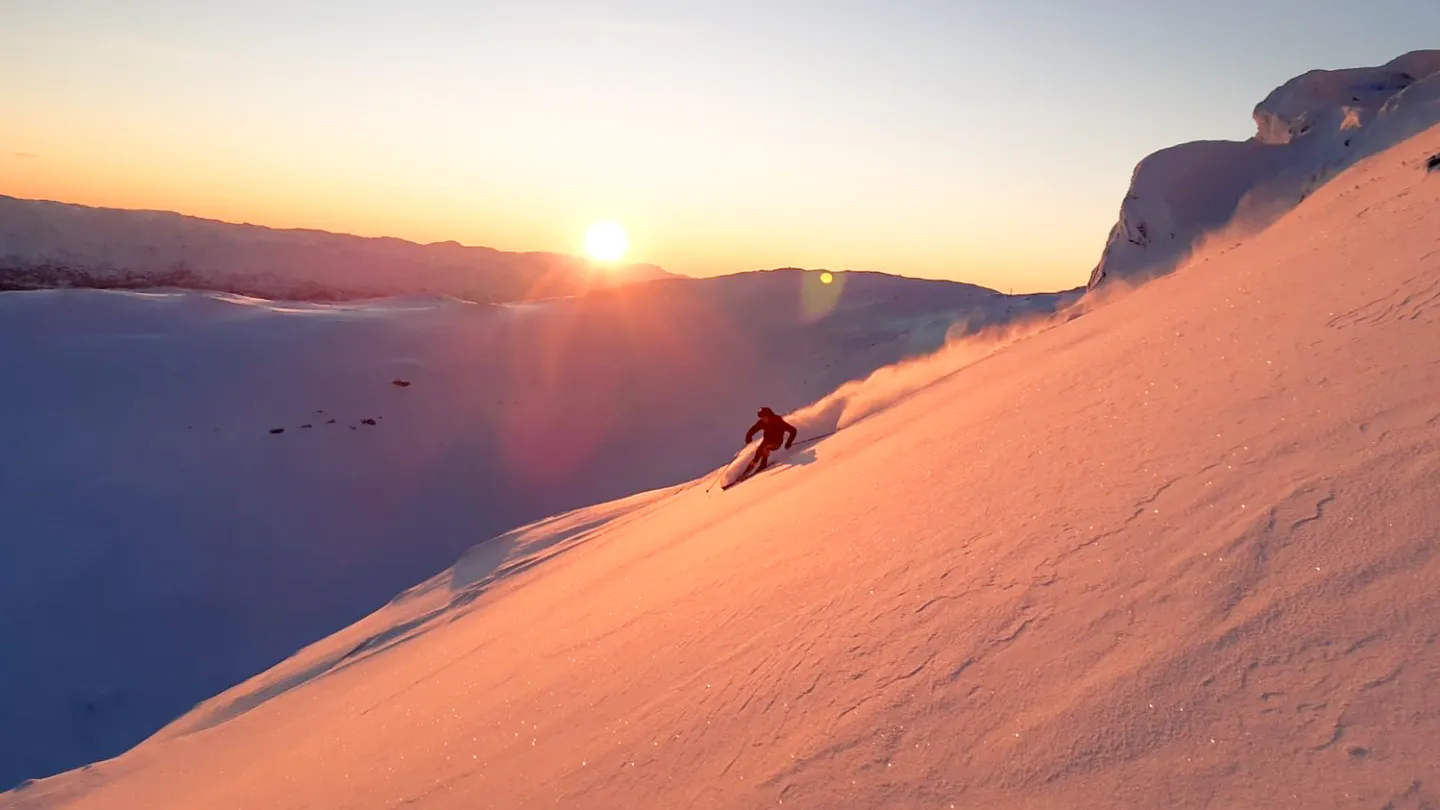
left=755, top=442, right=772, bottom=471
left=742, top=446, right=763, bottom=477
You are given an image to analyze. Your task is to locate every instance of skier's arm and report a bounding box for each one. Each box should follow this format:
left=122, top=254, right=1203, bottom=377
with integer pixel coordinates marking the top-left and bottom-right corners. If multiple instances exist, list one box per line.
left=745, top=420, right=762, bottom=443
left=783, top=421, right=798, bottom=448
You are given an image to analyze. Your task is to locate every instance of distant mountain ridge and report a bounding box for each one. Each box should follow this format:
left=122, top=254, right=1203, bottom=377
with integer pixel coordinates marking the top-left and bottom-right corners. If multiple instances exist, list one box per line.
left=0, top=195, right=671, bottom=302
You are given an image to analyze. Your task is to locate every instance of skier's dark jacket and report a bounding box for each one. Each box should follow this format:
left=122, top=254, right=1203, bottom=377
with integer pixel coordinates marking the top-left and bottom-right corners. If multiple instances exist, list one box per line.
left=746, top=412, right=797, bottom=449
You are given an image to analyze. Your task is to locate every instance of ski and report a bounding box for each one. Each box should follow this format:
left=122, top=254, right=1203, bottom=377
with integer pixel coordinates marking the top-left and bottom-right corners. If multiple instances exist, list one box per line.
left=719, top=432, right=835, bottom=491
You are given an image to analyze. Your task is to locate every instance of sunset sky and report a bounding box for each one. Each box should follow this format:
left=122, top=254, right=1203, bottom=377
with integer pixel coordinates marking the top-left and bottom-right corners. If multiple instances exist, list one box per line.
left=3, top=1, right=1436, bottom=292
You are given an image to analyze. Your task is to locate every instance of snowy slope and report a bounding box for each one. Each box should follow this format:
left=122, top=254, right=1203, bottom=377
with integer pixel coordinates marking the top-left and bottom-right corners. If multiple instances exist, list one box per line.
left=0, top=268, right=1072, bottom=790
left=0, top=195, right=667, bottom=302
left=9, top=112, right=1440, bottom=810
left=1089, top=50, right=1440, bottom=288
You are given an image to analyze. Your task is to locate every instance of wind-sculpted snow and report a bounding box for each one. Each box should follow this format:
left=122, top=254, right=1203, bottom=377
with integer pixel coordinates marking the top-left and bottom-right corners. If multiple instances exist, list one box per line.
left=1089, top=50, right=1440, bottom=288
left=0, top=267, right=1070, bottom=789
left=9, top=115, right=1440, bottom=810
left=1253, top=50, right=1440, bottom=146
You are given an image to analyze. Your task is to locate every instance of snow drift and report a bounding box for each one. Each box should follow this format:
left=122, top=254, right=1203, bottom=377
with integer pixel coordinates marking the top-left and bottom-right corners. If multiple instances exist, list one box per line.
left=1089, top=50, right=1440, bottom=288
left=0, top=195, right=667, bottom=302
left=0, top=267, right=1071, bottom=790
left=9, top=90, right=1440, bottom=810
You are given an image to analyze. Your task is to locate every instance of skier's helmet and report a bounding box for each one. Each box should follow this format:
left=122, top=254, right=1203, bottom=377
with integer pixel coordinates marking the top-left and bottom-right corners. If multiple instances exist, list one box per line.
left=757, top=407, right=775, bottom=418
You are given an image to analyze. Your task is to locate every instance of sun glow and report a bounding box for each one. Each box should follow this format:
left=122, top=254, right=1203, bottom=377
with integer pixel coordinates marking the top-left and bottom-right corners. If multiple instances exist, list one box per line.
left=585, top=221, right=629, bottom=263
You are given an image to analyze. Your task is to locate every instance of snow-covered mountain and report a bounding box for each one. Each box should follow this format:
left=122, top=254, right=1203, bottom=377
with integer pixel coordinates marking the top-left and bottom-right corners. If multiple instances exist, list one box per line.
left=1089, top=50, right=1440, bottom=288
left=9, top=105, right=1440, bottom=810
left=0, top=195, right=668, bottom=302
left=9, top=49, right=1440, bottom=810
left=0, top=267, right=1074, bottom=790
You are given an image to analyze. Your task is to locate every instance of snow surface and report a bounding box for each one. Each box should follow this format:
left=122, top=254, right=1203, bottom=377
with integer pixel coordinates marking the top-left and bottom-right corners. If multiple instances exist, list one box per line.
left=0, top=195, right=667, bottom=302
left=8, top=107, right=1440, bottom=810
left=1089, top=50, right=1440, bottom=288
left=0, top=268, right=1072, bottom=789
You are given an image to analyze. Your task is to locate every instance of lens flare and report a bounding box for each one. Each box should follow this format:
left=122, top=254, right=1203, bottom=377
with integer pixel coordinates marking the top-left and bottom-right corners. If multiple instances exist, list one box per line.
left=801, top=269, right=844, bottom=323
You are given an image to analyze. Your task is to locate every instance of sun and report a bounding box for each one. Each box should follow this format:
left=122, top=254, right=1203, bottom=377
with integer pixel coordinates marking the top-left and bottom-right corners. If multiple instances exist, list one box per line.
left=585, top=220, right=629, bottom=263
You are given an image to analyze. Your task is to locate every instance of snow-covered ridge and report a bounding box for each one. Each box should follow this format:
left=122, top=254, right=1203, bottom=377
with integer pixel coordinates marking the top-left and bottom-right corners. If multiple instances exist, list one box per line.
left=1089, top=50, right=1440, bottom=288
left=0, top=195, right=669, bottom=302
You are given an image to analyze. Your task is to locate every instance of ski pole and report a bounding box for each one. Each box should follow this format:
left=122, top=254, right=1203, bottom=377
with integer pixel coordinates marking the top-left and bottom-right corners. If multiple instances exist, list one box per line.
left=703, top=464, right=729, bottom=493
left=792, top=430, right=836, bottom=447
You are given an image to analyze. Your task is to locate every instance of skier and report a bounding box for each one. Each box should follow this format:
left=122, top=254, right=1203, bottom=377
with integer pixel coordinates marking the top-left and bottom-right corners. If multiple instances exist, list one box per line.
left=741, top=407, right=797, bottom=477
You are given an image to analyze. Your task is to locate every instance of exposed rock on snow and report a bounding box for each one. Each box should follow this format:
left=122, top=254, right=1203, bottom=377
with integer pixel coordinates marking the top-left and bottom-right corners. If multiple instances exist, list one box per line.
left=1089, top=50, right=1440, bottom=288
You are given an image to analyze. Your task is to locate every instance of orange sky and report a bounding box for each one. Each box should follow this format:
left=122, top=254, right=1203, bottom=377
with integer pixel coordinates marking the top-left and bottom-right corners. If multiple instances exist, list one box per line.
left=6, top=3, right=1431, bottom=294
left=0, top=144, right=1098, bottom=294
